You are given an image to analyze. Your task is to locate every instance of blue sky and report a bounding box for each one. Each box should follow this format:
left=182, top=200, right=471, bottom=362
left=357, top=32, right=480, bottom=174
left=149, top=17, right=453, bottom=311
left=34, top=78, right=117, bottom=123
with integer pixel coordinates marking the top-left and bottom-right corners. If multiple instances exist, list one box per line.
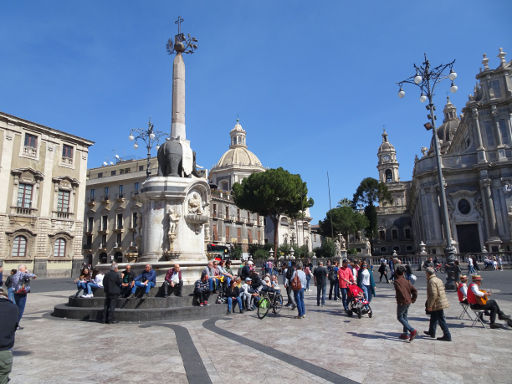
left=1, top=1, right=511, bottom=223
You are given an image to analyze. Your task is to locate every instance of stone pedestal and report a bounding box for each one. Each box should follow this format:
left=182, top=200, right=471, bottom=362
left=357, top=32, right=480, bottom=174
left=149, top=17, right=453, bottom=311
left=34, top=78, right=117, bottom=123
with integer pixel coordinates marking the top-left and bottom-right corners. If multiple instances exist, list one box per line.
left=139, top=176, right=210, bottom=263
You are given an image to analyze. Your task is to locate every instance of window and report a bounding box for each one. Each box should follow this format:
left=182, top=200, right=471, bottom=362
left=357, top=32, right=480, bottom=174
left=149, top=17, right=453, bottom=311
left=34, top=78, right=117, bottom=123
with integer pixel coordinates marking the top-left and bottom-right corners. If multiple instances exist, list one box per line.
left=85, top=235, right=92, bottom=248
left=132, top=212, right=138, bottom=229
left=97, top=172, right=103, bottom=179
left=23, top=133, right=38, bottom=156
left=116, top=233, right=122, bottom=245
left=379, top=230, right=385, bottom=241
left=226, top=226, right=230, bottom=240
left=484, top=121, right=495, bottom=147
left=101, top=234, right=107, bottom=248
left=111, top=170, right=117, bottom=176
left=89, top=189, right=95, bottom=201
left=17, top=183, right=33, bottom=208
left=104, top=186, right=109, bottom=200
left=237, top=228, right=241, bottom=242
left=499, top=120, right=510, bottom=145
left=381, top=247, right=386, bottom=253
left=139, top=166, right=144, bottom=172
left=117, top=213, right=123, bottom=229
left=213, top=224, right=218, bottom=241
left=57, top=190, right=70, bottom=212
left=119, top=185, right=124, bottom=198
left=54, top=238, right=66, bottom=257
left=62, top=144, right=73, bottom=162
left=248, top=229, right=253, bottom=243
left=213, top=204, right=217, bottom=218
left=237, top=209, right=241, bottom=221
left=392, top=229, right=398, bottom=240
left=225, top=207, right=229, bottom=219
left=120, top=169, right=125, bottom=175
left=404, top=228, right=411, bottom=239
left=87, top=217, right=94, bottom=232
left=124, top=168, right=131, bottom=174
left=489, top=79, right=501, bottom=98
left=12, top=236, right=27, bottom=257
left=102, top=216, right=108, bottom=231
left=134, top=182, right=139, bottom=194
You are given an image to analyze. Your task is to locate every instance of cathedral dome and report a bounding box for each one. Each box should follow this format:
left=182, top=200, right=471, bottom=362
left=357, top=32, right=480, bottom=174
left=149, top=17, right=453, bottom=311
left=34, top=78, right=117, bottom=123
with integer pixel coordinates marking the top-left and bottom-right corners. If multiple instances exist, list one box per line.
left=436, top=97, right=460, bottom=143
left=216, top=147, right=263, bottom=168
left=212, top=120, right=263, bottom=169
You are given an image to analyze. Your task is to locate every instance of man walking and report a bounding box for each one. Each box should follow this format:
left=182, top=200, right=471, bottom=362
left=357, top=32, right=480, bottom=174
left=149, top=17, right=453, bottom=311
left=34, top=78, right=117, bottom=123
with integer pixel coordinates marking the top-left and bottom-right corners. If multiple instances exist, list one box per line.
left=0, top=289, right=18, bottom=383
left=313, top=261, right=328, bottom=306
left=393, top=266, right=418, bottom=341
left=103, top=262, right=122, bottom=324
left=425, top=267, right=452, bottom=341
left=11, top=264, right=36, bottom=328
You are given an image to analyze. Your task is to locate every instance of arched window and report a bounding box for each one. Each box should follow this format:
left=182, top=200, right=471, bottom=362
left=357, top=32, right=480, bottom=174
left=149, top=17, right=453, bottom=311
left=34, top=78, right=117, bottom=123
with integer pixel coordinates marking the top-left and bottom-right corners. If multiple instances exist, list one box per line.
left=12, top=236, right=27, bottom=257
left=54, top=238, right=66, bottom=257
left=385, top=169, right=393, bottom=182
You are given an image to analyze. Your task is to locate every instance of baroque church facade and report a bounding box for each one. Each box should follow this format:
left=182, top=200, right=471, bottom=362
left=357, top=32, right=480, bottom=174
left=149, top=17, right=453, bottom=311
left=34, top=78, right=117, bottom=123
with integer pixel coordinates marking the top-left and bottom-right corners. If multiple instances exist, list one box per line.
left=376, top=49, right=512, bottom=256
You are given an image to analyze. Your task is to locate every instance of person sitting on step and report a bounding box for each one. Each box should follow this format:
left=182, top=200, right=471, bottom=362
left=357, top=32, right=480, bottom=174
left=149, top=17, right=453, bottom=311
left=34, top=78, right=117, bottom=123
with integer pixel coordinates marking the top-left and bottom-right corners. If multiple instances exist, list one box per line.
left=194, top=271, right=210, bottom=306
left=121, top=264, right=135, bottom=298
left=85, top=268, right=104, bottom=297
left=128, top=264, right=156, bottom=298
left=226, top=277, right=243, bottom=314
left=74, top=267, right=92, bottom=298
left=467, top=274, right=512, bottom=329
left=162, top=264, right=183, bottom=297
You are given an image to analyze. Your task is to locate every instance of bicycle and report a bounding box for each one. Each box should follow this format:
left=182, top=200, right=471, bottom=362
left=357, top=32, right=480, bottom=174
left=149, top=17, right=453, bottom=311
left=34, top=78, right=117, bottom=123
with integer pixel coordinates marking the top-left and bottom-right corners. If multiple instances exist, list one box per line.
left=257, top=289, right=283, bottom=319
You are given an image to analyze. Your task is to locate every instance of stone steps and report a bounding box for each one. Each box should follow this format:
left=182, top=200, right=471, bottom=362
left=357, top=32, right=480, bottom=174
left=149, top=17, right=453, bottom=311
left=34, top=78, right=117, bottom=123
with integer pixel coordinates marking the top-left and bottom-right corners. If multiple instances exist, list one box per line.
left=52, top=285, right=227, bottom=322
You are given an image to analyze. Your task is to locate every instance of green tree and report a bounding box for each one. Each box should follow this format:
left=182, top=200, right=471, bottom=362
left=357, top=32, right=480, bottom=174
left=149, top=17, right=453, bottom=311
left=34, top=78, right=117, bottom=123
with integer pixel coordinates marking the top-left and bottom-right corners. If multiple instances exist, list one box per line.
left=318, top=206, right=368, bottom=241
left=313, top=238, right=336, bottom=258
left=352, top=177, right=392, bottom=241
left=232, top=167, right=314, bottom=251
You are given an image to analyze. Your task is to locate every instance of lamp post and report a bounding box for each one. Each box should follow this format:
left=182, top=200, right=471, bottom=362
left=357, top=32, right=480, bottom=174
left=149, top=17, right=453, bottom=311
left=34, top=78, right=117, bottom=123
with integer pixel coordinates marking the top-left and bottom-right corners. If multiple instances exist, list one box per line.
left=397, top=54, right=458, bottom=282
left=129, top=120, right=166, bottom=178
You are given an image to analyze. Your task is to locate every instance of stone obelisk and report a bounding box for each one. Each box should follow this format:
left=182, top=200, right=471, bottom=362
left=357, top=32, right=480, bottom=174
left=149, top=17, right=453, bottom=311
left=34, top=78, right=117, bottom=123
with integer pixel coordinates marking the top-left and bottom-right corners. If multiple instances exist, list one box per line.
left=139, top=17, right=209, bottom=276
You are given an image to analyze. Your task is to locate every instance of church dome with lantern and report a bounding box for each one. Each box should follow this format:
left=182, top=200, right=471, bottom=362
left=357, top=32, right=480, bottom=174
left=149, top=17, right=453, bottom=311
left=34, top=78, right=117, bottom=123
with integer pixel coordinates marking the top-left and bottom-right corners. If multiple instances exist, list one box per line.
left=209, top=120, right=265, bottom=191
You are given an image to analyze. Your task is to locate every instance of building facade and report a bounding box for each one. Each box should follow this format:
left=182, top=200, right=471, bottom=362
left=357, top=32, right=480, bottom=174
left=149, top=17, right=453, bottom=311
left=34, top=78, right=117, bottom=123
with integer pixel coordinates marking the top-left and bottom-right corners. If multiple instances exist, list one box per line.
left=376, top=49, right=512, bottom=256
left=0, top=112, right=93, bottom=277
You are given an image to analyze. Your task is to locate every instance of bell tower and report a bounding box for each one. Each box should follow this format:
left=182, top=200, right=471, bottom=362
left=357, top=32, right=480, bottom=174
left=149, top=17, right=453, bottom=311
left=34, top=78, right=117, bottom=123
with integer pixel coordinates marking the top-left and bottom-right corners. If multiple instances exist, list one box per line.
left=377, top=129, right=400, bottom=183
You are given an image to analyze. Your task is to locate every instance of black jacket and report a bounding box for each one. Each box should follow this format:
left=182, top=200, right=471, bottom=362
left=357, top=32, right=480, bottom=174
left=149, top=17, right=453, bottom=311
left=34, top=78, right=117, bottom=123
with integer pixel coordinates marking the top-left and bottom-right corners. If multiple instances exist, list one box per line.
left=0, top=297, right=18, bottom=350
left=103, top=270, right=122, bottom=296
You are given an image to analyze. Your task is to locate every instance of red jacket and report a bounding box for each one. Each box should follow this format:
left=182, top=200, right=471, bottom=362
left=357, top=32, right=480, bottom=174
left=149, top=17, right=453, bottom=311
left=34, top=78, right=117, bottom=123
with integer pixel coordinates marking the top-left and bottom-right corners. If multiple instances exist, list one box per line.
left=338, top=267, right=354, bottom=289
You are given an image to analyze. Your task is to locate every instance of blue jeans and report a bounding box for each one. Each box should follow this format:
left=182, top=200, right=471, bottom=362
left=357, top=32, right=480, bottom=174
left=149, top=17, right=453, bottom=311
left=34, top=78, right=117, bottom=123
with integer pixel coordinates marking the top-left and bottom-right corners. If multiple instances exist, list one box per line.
left=293, top=288, right=305, bottom=317
left=7, top=287, right=16, bottom=304
left=131, top=281, right=155, bottom=295
left=227, top=296, right=243, bottom=312
left=317, top=283, right=326, bottom=305
left=209, top=278, right=220, bottom=292
left=340, top=287, right=349, bottom=310
left=76, top=281, right=88, bottom=292
left=362, top=285, right=372, bottom=302
left=468, top=265, right=475, bottom=274
left=428, top=309, right=451, bottom=338
left=14, top=293, right=27, bottom=322
left=306, top=275, right=311, bottom=290
left=397, top=304, right=414, bottom=334
left=86, top=282, right=100, bottom=295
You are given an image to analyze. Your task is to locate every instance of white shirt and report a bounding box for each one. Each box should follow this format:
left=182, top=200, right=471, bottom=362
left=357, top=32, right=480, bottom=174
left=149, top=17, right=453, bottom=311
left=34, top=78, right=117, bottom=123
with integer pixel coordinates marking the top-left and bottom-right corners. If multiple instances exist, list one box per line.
left=361, top=269, right=370, bottom=286
left=470, top=283, right=485, bottom=297
left=94, top=273, right=104, bottom=288
left=468, top=258, right=473, bottom=266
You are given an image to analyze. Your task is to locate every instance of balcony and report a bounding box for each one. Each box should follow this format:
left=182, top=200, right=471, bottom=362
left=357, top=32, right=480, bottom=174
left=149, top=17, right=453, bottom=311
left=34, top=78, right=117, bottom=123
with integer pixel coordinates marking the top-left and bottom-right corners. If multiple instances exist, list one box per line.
left=53, top=211, right=73, bottom=220
left=114, top=226, right=124, bottom=234
left=12, top=206, right=37, bottom=216
left=116, top=193, right=125, bottom=202
left=23, top=146, right=37, bottom=158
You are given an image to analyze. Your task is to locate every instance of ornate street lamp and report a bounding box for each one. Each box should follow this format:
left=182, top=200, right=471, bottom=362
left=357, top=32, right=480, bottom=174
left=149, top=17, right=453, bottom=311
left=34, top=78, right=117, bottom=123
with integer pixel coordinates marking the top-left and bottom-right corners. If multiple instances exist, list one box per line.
left=129, top=120, right=167, bottom=178
left=397, top=54, right=459, bottom=288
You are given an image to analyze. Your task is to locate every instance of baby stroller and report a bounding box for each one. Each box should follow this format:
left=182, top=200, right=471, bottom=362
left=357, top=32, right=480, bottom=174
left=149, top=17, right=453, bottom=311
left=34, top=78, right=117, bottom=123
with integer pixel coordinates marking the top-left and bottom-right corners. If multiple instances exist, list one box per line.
left=215, top=275, right=228, bottom=304
left=346, top=283, right=372, bottom=319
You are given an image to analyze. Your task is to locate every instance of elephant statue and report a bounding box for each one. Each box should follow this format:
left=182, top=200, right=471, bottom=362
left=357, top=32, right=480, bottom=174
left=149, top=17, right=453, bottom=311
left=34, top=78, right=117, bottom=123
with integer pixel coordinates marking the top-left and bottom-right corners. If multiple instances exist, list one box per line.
left=157, top=140, right=183, bottom=177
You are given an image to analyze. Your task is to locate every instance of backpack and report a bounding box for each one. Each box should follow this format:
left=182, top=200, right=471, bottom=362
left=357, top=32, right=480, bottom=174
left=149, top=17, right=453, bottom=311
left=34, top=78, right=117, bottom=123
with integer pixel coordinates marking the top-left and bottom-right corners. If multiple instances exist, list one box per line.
left=291, top=273, right=302, bottom=291
left=285, top=267, right=294, bottom=281
left=328, top=268, right=335, bottom=282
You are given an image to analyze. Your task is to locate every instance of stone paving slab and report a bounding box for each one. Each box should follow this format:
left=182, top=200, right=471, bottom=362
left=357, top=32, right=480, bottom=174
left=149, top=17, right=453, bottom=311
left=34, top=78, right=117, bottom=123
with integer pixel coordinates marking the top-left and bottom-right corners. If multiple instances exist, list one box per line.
left=8, top=277, right=512, bottom=384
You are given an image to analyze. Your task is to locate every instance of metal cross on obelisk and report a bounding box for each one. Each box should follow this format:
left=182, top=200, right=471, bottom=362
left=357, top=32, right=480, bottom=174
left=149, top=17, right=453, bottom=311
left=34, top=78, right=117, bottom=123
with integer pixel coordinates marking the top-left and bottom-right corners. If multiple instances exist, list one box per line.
left=175, top=16, right=183, bottom=34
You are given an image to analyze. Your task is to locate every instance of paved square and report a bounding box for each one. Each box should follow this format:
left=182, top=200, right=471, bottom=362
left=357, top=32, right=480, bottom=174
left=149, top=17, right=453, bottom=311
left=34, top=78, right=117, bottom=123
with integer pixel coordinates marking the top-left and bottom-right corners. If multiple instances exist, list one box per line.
left=9, top=271, right=512, bottom=384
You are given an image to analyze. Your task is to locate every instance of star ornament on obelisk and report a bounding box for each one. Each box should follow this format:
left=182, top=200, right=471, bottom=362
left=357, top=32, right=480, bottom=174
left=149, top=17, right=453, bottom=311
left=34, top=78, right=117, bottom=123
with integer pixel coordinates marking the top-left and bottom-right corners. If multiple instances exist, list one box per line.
left=163, top=16, right=198, bottom=177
